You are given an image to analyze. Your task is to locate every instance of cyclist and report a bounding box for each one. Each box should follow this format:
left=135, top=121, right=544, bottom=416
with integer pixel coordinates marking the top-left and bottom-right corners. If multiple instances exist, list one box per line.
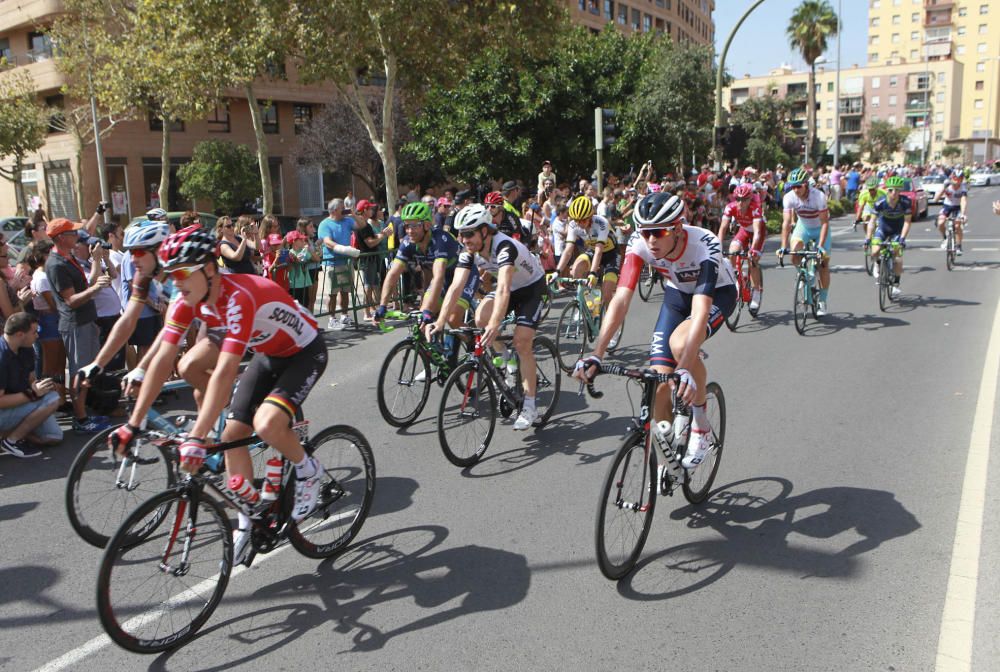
left=719, top=183, right=766, bottom=314
left=373, top=201, right=478, bottom=352
left=574, top=192, right=736, bottom=469
left=109, top=226, right=328, bottom=562
left=485, top=191, right=530, bottom=245
left=856, top=176, right=885, bottom=234
left=554, top=195, right=618, bottom=311
left=778, top=167, right=831, bottom=317
left=426, top=204, right=546, bottom=431
left=937, top=173, right=968, bottom=255
left=868, top=176, right=912, bottom=299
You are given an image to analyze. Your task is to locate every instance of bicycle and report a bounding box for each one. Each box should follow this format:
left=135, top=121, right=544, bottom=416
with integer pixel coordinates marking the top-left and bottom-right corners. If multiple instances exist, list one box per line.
left=943, top=214, right=959, bottom=271
left=874, top=239, right=902, bottom=312
left=554, top=278, right=625, bottom=374
left=862, top=237, right=874, bottom=276
left=376, top=310, right=466, bottom=427
left=723, top=250, right=757, bottom=330
left=637, top=264, right=664, bottom=302
left=64, top=378, right=270, bottom=549
left=778, top=242, right=824, bottom=335
left=96, top=421, right=375, bottom=653
left=589, top=365, right=726, bottom=580
left=437, top=327, right=561, bottom=467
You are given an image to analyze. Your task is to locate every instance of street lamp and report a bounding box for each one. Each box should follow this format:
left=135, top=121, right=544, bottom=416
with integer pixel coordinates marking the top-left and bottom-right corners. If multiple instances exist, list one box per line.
left=816, top=55, right=839, bottom=165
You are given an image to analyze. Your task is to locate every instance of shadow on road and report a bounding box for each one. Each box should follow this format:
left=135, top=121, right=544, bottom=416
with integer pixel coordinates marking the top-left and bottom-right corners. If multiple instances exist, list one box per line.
left=749, top=310, right=910, bottom=335
left=0, top=501, right=39, bottom=521
left=614, top=476, right=920, bottom=601
left=896, top=294, right=981, bottom=310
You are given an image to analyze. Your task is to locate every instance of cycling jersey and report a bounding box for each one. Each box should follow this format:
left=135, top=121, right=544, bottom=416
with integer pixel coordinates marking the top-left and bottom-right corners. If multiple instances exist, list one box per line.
left=163, top=273, right=319, bottom=358
left=857, top=188, right=886, bottom=216
left=457, top=231, right=543, bottom=291
left=551, top=217, right=570, bottom=257
left=782, top=186, right=828, bottom=229
left=394, top=229, right=460, bottom=274
left=722, top=201, right=763, bottom=231
left=619, top=225, right=735, bottom=297
left=941, top=183, right=968, bottom=208
left=565, top=215, right=614, bottom=253
left=872, top=195, right=912, bottom=231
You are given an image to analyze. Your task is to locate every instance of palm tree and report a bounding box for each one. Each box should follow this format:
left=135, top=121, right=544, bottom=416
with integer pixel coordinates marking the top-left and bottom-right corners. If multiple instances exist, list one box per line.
left=787, top=0, right=839, bottom=166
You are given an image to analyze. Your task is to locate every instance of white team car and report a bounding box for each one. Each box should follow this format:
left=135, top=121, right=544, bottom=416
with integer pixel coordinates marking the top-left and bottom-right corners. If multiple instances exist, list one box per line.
left=969, top=168, right=997, bottom=187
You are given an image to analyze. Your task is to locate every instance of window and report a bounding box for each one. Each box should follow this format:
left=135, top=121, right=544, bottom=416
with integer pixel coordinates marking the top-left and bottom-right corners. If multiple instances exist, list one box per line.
left=872, top=0, right=880, bottom=8
left=958, top=7, right=967, bottom=16
left=893, top=0, right=900, bottom=5
left=604, top=0, right=614, bottom=19
left=631, top=8, right=640, bottom=30
left=826, top=100, right=833, bottom=110
left=973, top=116, right=982, bottom=127
left=938, top=72, right=946, bottom=84
left=870, top=35, right=880, bottom=45
left=872, top=77, right=881, bottom=88
left=617, top=4, right=627, bottom=25
left=756, top=87, right=763, bottom=96
left=889, top=94, right=897, bottom=105
left=958, top=26, right=967, bottom=36
left=888, top=115, right=897, bottom=125
left=937, top=92, right=945, bottom=103
left=911, top=12, right=918, bottom=21
left=293, top=104, right=312, bottom=135
left=976, top=80, right=984, bottom=90
left=889, top=76, right=898, bottom=87
left=980, top=4, right=988, bottom=14
left=957, top=45, right=966, bottom=55
left=891, top=50, right=899, bottom=58
left=910, top=50, right=918, bottom=60
left=258, top=100, right=278, bottom=134
left=578, top=0, right=585, bottom=9
left=891, top=32, right=900, bottom=43
left=45, top=94, right=65, bottom=134
left=910, top=31, right=918, bottom=40
left=0, top=38, right=10, bottom=65
left=827, top=82, right=834, bottom=92
left=869, top=52, right=879, bottom=62
left=643, top=13, right=652, bottom=32
left=871, top=17, right=880, bottom=27
left=979, top=23, right=988, bottom=34
left=872, top=95, right=880, bottom=107
left=827, top=118, right=833, bottom=129
left=207, top=101, right=230, bottom=133
left=27, top=31, right=53, bottom=62
left=974, top=99, right=984, bottom=109
left=588, top=0, right=600, bottom=15
left=936, top=112, right=944, bottom=123
left=978, top=43, right=987, bottom=53
left=892, top=14, right=900, bottom=24
left=977, top=61, right=986, bottom=72
left=148, top=109, right=184, bottom=132
left=935, top=131, right=943, bottom=142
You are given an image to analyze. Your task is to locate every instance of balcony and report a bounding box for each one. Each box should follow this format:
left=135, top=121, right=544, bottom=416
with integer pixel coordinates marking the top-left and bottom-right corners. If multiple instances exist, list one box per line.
left=839, top=99, right=864, bottom=116
left=0, top=0, right=63, bottom=32
left=908, top=76, right=932, bottom=93
left=923, top=0, right=953, bottom=7
left=924, top=9, right=952, bottom=27
left=27, top=45, right=53, bottom=63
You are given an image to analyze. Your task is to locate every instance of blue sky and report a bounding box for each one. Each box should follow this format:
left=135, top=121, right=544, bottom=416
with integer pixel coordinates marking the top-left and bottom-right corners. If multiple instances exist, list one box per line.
left=714, top=0, right=869, bottom=77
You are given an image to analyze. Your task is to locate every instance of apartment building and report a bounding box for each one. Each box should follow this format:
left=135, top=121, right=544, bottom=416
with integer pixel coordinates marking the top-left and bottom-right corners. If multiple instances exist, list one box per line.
left=726, top=58, right=963, bottom=164
left=867, top=0, right=1000, bottom=162
left=570, top=0, right=715, bottom=45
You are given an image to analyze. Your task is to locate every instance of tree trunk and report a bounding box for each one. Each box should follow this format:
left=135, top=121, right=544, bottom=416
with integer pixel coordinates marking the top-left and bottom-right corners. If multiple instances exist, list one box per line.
left=72, top=128, right=86, bottom=219
left=158, top=120, right=171, bottom=210
left=245, top=83, right=273, bottom=215
left=806, top=62, right=816, bottom=166
left=12, top=156, right=25, bottom=216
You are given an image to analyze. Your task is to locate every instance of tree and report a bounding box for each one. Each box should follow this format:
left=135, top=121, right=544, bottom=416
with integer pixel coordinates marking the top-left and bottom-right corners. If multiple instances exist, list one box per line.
left=941, top=145, right=962, bottom=160
left=731, top=95, right=795, bottom=168
left=177, top=141, right=260, bottom=215
left=786, top=0, right=839, bottom=166
left=860, top=120, right=911, bottom=163
left=0, top=70, right=50, bottom=214
left=294, top=0, right=563, bottom=208
left=48, top=104, right=126, bottom=219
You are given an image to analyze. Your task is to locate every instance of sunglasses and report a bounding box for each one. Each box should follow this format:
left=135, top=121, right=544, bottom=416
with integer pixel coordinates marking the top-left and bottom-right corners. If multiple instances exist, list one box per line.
left=167, top=264, right=204, bottom=281
left=403, top=220, right=424, bottom=229
left=222, top=223, right=234, bottom=229
left=487, top=205, right=503, bottom=210
left=639, top=228, right=672, bottom=240
left=130, top=247, right=158, bottom=259
left=458, top=229, right=479, bottom=239
left=886, top=188, right=899, bottom=193
left=738, top=196, right=752, bottom=202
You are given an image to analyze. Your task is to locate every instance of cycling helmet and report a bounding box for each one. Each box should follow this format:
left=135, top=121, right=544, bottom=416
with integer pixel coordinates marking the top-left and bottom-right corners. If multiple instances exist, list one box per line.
left=634, top=193, right=685, bottom=229
left=733, top=184, right=754, bottom=199
left=400, top=201, right=432, bottom=222
left=453, top=204, right=493, bottom=232
left=158, top=225, right=218, bottom=270
left=483, top=191, right=504, bottom=206
left=951, top=172, right=964, bottom=182
left=884, top=176, right=905, bottom=189
left=865, top=176, right=879, bottom=189
left=742, top=167, right=756, bottom=177
left=146, top=207, right=168, bottom=221
left=123, top=220, right=170, bottom=250
left=785, top=167, right=809, bottom=186
left=568, top=195, right=595, bottom=221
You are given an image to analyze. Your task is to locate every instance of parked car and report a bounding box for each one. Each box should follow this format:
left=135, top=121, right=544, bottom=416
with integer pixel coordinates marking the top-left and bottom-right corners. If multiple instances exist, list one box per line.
left=129, top=211, right=219, bottom=230
left=969, top=168, right=997, bottom=187
left=901, top=176, right=928, bottom=219
left=922, top=175, right=947, bottom=203
left=0, top=216, right=29, bottom=258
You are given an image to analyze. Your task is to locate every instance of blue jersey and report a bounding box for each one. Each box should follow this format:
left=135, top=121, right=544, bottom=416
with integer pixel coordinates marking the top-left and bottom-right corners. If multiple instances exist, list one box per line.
left=873, top=195, right=912, bottom=233
left=394, top=229, right=461, bottom=281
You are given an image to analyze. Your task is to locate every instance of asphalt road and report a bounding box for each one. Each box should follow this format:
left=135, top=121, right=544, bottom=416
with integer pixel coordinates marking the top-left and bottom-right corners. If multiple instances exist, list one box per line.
left=3, top=186, right=1000, bottom=672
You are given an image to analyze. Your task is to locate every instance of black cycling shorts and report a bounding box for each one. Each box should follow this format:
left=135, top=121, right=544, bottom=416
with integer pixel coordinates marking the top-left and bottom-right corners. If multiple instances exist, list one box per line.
left=228, top=335, right=328, bottom=426
left=484, top=277, right=546, bottom=329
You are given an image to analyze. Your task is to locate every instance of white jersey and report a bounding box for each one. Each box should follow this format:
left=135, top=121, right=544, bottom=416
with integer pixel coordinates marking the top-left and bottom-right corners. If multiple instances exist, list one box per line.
left=623, top=225, right=735, bottom=296
left=566, top=214, right=614, bottom=253
left=941, top=182, right=968, bottom=207
left=458, top=231, right=543, bottom=291
left=782, top=186, right=828, bottom=230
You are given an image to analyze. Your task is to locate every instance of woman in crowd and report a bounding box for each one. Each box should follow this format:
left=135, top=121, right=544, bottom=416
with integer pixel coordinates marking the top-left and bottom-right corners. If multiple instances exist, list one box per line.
left=216, top=215, right=258, bottom=274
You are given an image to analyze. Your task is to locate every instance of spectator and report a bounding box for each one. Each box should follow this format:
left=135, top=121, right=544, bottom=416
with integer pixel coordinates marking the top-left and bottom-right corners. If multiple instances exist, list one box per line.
left=16, top=211, right=50, bottom=265
left=263, top=233, right=290, bottom=290
left=353, top=200, right=391, bottom=319
left=829, top=164, right=844, bottom=201
left=318, top=198, right=359, bottom=331
left=285, top=230, right=313, bottom=309
left=77, top=229, right=124, bottom=371
left=502, top=180, right=523, bottom=214
left=27, top=241, right=63, bottom=379
left=102, top=221, right=126, bottom=298
left=179, top=211, right=200, bottom=228
left=0, top=232, right=31, bottom=327
left=344, top=190, right=355, bottom=213
left=846, top=163, right=862, bottom=201
left=119, top=220, right=166, bottom=363
left=296, top=218, right=322, bottom=311
left=537, top=160, right=556, bottom=193
left=258, top=214, right=281, bottom=259
left=433, top=197, right=452, bottom=232
left=216, top=215, right=258, bottom=274
left=44, top=217, right=110, bottom=433
left=0, top=312, right=62, bottom=457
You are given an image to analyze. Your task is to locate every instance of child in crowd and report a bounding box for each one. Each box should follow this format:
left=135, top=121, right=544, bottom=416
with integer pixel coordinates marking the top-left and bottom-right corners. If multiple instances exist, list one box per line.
left=286, top=230, right=314, bottom=309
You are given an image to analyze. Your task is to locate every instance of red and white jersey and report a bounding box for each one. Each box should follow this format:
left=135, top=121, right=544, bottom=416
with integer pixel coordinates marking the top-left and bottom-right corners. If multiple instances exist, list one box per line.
left=722, top=201, right=763, bottom=231
left=619, top=225, right=735, bottom=296
left=163, top=273, right=318, bottom=358
left=782, top=186, right=828, bottom=229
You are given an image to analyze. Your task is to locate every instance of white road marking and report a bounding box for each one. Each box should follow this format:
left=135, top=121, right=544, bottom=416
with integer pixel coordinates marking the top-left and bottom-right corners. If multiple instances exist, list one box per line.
left=971, top=248, right=999, bottom=252
left=935, top=293, right=1000, bottom=671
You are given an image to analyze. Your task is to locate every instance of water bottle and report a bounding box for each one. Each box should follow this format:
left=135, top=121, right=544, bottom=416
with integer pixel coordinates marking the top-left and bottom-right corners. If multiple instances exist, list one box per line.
left=504, top=347, right=518, bottom=387
left=228, top=474, right=260, bottom=506
left=591, top=293, right=602, bottom=318
left=653, top=421, right=683, bottom=482
left=261, top=455, right=283, bottom=501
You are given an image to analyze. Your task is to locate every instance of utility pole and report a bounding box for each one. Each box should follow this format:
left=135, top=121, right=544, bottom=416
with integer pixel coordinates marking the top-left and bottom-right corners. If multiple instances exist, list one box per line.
left=833, top=0, right=842, bottom=167
left=83, top=28, right=110, bottom=223
left=714, top=0, right=769, bottom=169
left=595, top=107, right=604, bottom=194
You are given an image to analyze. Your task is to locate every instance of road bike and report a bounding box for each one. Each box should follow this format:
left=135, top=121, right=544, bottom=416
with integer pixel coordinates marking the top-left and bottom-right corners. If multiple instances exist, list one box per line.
left=555, top=278, right=625, bottom=374
left=589, top=365, right=725, bottom=580
left=64, top=378, right=270, bottom=549
left=943, top=214, right=960, bottom=271
left=376, top=310, right=466, bottom=427
left=437, top=327, right=561, bottom=467
left=723, top=250, right=759, bottom=330
left=862, top=238, right=875, bottom=276
left=96, top=421, right=375, bottom=653
left=637, top=265, right=664, bottom=302
left=874, top=239, right=902, bottom=312
left=779, top=242, right=824, bottom=335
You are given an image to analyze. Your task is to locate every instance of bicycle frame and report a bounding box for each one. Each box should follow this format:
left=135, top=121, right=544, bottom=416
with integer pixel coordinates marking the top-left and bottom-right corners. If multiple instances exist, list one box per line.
left=458, top=332, right=524, bottom=411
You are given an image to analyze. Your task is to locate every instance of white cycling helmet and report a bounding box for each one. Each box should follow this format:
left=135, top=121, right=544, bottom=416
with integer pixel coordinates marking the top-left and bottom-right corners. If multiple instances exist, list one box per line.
left=453, top=204, right=494, bottom=232
left=146, top=207, right=168, bottom=221
left=634, top=193, right=685, bottom=229
left=124, top=220, right=171, bottom=250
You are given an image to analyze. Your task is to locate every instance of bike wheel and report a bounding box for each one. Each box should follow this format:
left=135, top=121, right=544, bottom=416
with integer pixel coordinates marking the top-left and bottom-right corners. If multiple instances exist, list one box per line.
left=538, top=282, right=554, bottom=323
left=595, top=431, right=657, bottom=580
left=530, top=335, right=562, bottom=427
left=946, top=232, right=955, bottom=271
left=638, top=266, right=654, bottom=302
left=792, top=275, right=808, bottom=335
left=725, top=278, right=743, bottom=331
left=864, top=243, right=874, bottom=276
left=555, top=301, right=587, bottom=374
left=96, top=488, right=231, bottom=654
left=682, top=382, right=726, bottom=504
left=376, top=340, right=431, bottom=427
left=438, top=362, right=497, bottom=467
left=289, top=425, right=376, bottom=559
left=878, top=257, right=891, bottom=312
left=65, top=425, right=177, bottom=548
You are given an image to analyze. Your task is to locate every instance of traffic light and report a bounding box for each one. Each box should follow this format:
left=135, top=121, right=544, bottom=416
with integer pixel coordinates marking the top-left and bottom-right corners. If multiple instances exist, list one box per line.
left=594, top=107, right=617, bottom=149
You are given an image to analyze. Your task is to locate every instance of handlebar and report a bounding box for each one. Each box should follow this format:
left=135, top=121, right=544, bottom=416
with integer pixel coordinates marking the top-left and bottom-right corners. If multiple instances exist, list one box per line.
left=578, top=363, right=679, bottom=399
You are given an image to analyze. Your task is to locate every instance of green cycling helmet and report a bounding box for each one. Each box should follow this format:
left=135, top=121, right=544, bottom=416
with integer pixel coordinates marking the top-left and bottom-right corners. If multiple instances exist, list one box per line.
left=865, top=176, right=879, bottom=189
left=786, top=167, right=808, bottom=186
left=400, top=201, right=432, bottom=222
left=884, top=176, right=905, bottom=190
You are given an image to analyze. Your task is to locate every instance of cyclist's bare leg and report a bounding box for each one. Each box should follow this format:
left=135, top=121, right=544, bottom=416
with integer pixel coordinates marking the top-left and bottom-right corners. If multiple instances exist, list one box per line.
left=475, top=295, right=494, bottom=328
left=571, top=254, right=589, bottom=280
left=668, top=321, right=707, bottom=406
left=254, top=403, right=305, bottom=464
left=749, top=255, right=763, bottom=289
left=176, top=338, right=219, bottom=408
left=936, top=214, right=947, bottom=239
left=955, top=220, right=964, bottom=247
left=652, top=364, right=674, bottom=424
left=818, top=255, right=830, bottom=290
left=512, top=324, right=537, bottom=398
left=789, top=238, right=805, bottom=267
left=894, top=246, right=904, bottom=276
left=222, top=418, right=255, bottom=483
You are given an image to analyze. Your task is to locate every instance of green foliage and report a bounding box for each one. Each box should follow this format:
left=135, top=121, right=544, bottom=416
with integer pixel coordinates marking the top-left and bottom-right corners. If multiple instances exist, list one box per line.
left=177, top=141, right=260, bottom=215
left=0, top=70, right=49, bottom=180
left=828, top=199, right=844, bottom=218
left=786, top=0, right=839, bottom=164
left=860, top=120, right=911, bottom=163
left=941, top=145, right=962, bottom=159
left=765, top=208, right=783, bottom=235
left=733, top=95, right=795, bottom=168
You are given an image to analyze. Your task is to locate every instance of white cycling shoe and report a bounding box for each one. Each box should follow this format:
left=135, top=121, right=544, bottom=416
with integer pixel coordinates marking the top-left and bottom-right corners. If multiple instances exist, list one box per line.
left=889, top=285, right=902, bottom=299
left=816, top=301, right=828, bottom=317
left=681, top=430, right=712, bottom=470
left=749, top=290, right=761, bottom=314
left=233, top=528, right=252, bottom=566
left=293, top=458, right=323, bottom=521
left=513, top=406, right=537, bottom=431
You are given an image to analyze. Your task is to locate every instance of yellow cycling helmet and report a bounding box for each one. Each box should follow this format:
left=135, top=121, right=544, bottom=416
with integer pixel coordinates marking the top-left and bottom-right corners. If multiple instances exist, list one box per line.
left=569, top=195, right=594, bottom=221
